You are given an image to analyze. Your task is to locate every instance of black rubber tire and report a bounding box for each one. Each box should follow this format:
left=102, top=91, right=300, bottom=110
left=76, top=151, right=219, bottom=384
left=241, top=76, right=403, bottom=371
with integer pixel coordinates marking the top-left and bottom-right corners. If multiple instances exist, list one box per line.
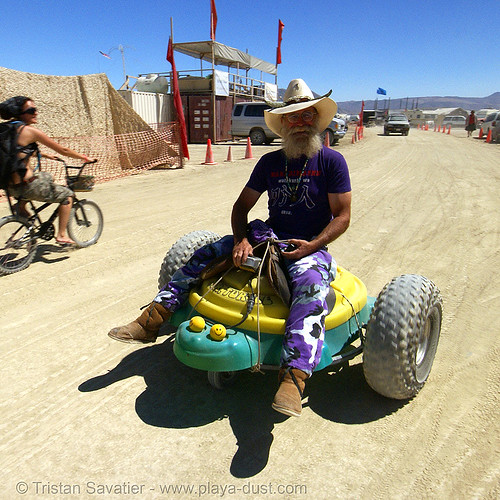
left=207, top=371, right=238, bottom=390
left=158, top=230, right=221, bottom=290
left=0, top=216, right=38, bottom=276
left=363, top=274, right=443, bottom=400
left=68, top=200, right=103, bottom=248
left=249, top=129, right=266, bottom=145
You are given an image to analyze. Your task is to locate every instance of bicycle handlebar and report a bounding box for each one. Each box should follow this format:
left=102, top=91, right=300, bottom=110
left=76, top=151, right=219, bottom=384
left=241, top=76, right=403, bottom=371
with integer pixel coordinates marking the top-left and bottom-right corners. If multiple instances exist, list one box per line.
left=53, top=157, right=98, bottom=166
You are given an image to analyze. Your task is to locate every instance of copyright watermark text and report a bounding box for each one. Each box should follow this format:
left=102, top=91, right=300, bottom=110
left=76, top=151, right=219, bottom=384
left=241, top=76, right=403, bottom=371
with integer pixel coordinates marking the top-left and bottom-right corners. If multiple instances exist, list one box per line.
left=15, top=480, right=307, bottom=496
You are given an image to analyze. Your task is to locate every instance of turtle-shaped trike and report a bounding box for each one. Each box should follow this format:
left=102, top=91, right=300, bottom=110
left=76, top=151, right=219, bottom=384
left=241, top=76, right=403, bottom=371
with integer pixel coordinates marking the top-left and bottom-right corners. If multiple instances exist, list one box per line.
left=159, top=231, right=442, bottom=400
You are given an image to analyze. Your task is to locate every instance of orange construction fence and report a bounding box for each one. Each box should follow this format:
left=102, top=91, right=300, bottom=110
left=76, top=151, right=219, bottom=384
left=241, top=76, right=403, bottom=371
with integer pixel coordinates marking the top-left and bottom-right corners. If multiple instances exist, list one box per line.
left=1, top=122, right=183, bottom=201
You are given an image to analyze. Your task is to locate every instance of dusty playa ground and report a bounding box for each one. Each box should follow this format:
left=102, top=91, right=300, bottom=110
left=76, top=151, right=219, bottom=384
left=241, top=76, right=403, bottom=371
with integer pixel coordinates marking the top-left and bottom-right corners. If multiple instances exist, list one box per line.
left=1, top=127, right=499, bottom=499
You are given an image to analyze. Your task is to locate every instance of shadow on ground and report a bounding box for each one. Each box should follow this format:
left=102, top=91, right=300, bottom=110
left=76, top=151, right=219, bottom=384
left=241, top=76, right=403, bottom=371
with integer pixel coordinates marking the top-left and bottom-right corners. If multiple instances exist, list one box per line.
left=34, top=242, right=74, bottom=265
left=79, top=332, right=405, bottom=478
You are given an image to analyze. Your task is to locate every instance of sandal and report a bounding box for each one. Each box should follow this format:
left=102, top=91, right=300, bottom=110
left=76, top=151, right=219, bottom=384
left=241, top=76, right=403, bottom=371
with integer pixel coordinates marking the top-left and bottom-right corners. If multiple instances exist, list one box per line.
left=56, top=238, right=77, bottom=247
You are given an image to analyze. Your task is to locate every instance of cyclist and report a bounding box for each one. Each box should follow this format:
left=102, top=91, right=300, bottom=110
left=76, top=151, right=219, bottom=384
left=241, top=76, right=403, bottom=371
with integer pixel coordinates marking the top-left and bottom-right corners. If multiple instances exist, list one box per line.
left=0, top=96, right=97, bottom=246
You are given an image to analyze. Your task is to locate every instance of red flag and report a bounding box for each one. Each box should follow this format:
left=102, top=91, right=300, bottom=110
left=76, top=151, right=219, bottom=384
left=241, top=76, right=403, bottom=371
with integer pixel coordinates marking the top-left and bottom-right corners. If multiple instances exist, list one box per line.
left=167, top=38, right=189, bottom=159
left=210, top=0, right=218, bottom=41
left=276, top=19, right=284, bottom=65
left=99, top=50, right=111, bottom=59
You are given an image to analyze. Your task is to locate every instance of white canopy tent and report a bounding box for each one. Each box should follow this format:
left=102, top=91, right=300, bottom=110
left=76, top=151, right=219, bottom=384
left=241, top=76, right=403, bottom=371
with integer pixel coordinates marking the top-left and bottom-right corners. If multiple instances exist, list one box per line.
left=172, top=40, right=277, bottom=76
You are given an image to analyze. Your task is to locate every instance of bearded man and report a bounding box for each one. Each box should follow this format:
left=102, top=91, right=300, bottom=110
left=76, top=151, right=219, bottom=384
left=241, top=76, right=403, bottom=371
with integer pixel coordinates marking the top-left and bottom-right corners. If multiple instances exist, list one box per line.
left=108, top=79, right=352, bottom=417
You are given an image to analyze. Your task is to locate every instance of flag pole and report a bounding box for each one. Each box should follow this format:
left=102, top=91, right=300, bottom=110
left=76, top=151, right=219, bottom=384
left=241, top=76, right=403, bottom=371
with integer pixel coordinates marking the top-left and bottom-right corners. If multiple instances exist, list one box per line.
left=170, top=16, right=174, bottom=100
left=167, top=17, right=189, bottom=160
left=212, top=43, right=216, bottom=143
left=209, top=1, right=217, bottom=143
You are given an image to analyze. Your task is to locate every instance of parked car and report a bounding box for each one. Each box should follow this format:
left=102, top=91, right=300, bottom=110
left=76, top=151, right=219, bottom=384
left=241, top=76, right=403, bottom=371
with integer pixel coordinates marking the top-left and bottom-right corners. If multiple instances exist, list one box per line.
left=480, top=111, right=500, bottom=136
left=491, top=118, right=500, bottom=143
left=321, top=116, right=347, bottom=145
left=384, top=114, right=410, bottom=135
left=230, top=102, right=279, bottom=145
left=442, top=115, right=466, bottom=128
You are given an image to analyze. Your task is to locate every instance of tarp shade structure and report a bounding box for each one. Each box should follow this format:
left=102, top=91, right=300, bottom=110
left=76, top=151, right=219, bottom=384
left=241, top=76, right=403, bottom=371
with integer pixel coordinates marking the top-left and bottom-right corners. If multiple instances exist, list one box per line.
left=172, top=41, right=277, bottom=76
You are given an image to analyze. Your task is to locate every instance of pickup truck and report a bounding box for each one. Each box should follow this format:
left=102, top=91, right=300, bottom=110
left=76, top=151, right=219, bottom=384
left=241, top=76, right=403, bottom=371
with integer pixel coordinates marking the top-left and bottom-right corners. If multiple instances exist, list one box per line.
left=384, top=114, right=410, bottom=136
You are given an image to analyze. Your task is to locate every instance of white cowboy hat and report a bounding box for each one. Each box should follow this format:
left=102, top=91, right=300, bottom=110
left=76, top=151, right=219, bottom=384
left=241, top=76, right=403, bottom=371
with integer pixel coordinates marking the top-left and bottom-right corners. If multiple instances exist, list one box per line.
left=264, top=78, right=338, bottom=137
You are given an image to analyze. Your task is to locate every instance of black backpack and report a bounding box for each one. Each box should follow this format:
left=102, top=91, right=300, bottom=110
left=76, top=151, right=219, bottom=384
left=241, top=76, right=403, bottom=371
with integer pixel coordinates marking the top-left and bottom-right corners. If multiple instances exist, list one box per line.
left=0, top=120, right=24, bottom=190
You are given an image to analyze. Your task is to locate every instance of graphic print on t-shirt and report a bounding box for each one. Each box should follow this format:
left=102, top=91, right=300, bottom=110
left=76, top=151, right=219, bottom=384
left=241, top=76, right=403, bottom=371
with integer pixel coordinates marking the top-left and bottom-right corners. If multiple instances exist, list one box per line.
left=270, top=180, right=315, bottom=209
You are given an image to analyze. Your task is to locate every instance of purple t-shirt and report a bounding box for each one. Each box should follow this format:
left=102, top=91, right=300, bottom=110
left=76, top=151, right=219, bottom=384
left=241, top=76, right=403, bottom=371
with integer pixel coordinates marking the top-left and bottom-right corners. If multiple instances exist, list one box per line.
left=246, top=146, right=351, bottom=240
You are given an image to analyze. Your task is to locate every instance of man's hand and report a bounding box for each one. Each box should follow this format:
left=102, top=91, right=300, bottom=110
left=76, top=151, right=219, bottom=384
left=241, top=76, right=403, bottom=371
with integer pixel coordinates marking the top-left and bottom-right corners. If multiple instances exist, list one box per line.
left=232, top=238, right=253, bottom=267
left=282, top=239, right=316, bottom=259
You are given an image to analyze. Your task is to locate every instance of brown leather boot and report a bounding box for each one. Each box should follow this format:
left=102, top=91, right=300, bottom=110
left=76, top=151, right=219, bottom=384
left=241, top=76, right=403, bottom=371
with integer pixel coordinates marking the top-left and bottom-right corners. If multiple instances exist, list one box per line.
left=108, top=302, right=171, bottom=344
left=272, top=367, right=308, bottom=417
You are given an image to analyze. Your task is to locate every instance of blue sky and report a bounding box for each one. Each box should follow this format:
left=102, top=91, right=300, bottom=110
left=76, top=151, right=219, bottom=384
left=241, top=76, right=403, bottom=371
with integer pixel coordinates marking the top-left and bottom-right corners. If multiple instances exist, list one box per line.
left=2, top=0, right=499, bottom=102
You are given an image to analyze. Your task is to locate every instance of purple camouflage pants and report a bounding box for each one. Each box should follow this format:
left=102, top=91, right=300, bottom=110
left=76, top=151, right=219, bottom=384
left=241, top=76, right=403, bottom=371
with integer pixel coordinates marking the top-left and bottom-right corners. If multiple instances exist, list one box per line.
left=155, top=220, right=336, bottom=374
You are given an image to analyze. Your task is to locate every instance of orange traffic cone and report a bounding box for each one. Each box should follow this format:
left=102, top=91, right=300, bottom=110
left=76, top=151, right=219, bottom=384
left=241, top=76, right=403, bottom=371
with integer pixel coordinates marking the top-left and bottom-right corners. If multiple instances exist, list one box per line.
left=244, top=137, right=254, bottom=159
left=442, top=125, right=446, bottom=133
left=225, top=146, right=234, bottom=162
left=203, top=139, right=217, bottom=165
left=479, top=127, right=484, bottom=138
left=324, top=131, right=330, bottom=148
left=486, top=129, right=492, bottom=143
left=447, top=125, right=451, bottom=135
left=437, top=125, right=441, bottom=132
left=426, top=124, right=429, bottom=131
left=417, top=124, right=420, bottom=130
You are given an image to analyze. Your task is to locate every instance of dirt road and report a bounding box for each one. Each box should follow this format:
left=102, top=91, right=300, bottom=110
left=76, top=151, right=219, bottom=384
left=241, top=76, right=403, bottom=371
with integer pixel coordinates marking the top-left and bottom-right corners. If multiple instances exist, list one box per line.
left=1, top=128, right=498, bottom=499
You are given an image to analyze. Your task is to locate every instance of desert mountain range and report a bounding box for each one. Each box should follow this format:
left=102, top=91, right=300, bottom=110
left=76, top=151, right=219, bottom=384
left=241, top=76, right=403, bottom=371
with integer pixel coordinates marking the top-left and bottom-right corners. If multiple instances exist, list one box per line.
left=279, top=89, right=500, bottom=114
left=336, top=92, right=500, bottom=114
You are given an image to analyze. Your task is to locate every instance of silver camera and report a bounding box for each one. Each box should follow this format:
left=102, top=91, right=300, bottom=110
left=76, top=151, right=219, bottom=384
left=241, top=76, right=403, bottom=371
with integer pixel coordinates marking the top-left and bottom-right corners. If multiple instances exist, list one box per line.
left=239, top=256, right=262, bottom=272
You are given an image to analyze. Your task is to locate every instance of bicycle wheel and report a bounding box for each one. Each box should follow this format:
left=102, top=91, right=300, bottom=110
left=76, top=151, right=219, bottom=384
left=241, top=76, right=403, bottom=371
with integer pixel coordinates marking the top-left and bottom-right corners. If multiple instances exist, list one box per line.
left=68, top=199, right=103, bottom=248
left=0, top=216, right=38, bottom=276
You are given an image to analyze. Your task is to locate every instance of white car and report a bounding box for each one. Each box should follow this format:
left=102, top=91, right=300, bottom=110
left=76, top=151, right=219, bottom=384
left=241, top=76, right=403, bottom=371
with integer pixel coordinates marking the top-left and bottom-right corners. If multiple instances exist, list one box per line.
left=230, top=102, right=279, bottom=145
left=442, top=116, right=466, bottom=128
left=480, top=111, right=500, bottom=136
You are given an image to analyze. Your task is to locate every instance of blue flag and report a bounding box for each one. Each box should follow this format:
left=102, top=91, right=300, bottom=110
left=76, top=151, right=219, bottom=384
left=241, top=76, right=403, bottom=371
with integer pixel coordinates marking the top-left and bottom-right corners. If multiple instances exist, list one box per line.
left=377, top=87, right=387, bottom=95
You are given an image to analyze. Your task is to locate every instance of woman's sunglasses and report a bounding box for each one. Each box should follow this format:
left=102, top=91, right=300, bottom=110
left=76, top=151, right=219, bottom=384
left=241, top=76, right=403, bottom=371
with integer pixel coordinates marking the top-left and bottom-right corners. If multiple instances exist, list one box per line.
left=21, top=107, right=37, bottom=115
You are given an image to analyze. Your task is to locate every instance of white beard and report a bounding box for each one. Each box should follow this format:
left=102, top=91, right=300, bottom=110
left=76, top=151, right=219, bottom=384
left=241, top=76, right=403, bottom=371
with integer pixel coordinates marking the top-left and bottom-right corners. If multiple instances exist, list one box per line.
left=281, top=125, right=322, bottom=159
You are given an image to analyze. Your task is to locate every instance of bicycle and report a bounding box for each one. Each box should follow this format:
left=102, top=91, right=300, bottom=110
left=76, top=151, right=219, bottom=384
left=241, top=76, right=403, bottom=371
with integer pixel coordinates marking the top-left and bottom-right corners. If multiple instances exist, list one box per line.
left=0, top=159, right=104, bottom=276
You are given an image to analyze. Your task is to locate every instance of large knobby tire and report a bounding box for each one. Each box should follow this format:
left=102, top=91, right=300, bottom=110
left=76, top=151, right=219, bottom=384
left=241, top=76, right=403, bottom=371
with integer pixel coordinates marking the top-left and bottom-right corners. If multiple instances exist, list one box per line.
left=158, top=230, right=221, bottom=290
left=363, top=274, right=443, bottom=400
